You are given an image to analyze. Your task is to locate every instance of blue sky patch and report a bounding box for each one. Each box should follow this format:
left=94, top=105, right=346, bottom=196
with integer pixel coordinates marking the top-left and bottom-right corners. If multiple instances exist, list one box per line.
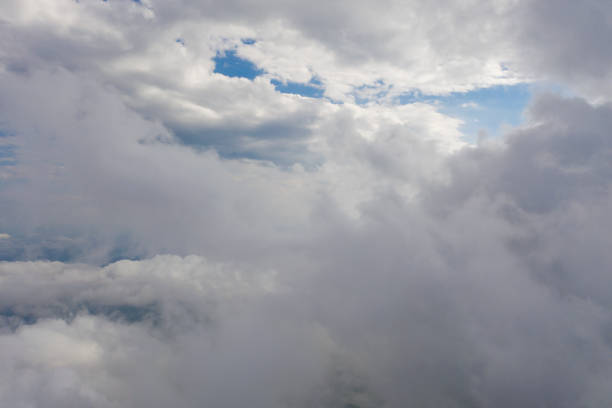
left=0, top=129, right=16, bottom=166
left=398, top=84, right=532, bottom=141
left=271, top=77, right=325, bottom=98
left=241, top=38, right=256, bottom=45
left=0, top=129, right=14, bottom=138
left=0, top=145, right=16, bottom=160
left=213, top=50, right=264, bottom=80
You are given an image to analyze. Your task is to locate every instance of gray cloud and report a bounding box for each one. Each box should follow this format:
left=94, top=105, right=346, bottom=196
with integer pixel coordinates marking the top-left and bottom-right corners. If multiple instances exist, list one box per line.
left=1, top=91, right=612, bottom=406
left=514, top=0, right=612, bottom=101
left=2, top=1, right=612, bottom=407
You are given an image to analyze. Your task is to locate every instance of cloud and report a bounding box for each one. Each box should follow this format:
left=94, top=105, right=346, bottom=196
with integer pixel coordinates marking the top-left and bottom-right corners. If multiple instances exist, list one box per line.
left=513, top=0, right=612, bottom=102
left=1, top=89, right=612, bottom=406
left=0, top=66, right=464, bottom=263
left=2, top=1, right=612, bottom=407
left=0, top=256, right=350, bottom=408
left=2, top=0, right=608, bottom=164
left=0, top=0, right=517, bottom=158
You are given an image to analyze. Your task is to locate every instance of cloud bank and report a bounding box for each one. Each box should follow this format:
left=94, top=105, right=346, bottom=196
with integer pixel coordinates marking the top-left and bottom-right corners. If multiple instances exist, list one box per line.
left=1, top=0, right=612, bottom=407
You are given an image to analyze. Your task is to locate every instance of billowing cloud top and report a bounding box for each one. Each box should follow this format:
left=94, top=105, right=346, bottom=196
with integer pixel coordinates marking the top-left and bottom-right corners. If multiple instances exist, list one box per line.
left=1, top=1, right=612, bottom=407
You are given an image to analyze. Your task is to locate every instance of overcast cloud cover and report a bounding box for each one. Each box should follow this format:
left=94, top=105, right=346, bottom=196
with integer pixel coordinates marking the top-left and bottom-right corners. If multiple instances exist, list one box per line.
left=1, top=0, right=612, bottom=407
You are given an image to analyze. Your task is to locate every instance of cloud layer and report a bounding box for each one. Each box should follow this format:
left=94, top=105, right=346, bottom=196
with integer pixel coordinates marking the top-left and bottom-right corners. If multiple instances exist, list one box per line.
left=1, top=0, right=612, bottom=407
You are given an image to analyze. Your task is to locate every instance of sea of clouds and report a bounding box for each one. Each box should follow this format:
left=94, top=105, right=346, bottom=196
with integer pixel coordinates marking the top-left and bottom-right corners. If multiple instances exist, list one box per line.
left=1, top=1, right=612, bottom=407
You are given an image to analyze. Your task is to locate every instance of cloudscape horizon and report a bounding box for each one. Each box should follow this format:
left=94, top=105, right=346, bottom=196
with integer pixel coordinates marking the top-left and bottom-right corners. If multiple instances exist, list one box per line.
left=2, top=1, right=612, bottom=407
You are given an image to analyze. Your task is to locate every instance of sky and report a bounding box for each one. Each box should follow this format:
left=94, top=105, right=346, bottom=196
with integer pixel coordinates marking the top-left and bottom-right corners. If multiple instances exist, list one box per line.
left=1, top=1, right=612, bottom=407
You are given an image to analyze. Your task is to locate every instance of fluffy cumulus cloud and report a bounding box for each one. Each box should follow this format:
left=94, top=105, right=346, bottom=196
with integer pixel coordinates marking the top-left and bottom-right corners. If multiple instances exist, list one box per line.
left=1, top=0, right=612, bottom=407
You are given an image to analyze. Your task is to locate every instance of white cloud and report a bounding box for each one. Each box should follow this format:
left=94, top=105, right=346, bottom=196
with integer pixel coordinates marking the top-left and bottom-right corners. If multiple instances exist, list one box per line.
left=2, top=90, right=612, bottom=406
left=2, top=1, right=612, bottom=406
left=460, top=102, right=480, bottom=109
